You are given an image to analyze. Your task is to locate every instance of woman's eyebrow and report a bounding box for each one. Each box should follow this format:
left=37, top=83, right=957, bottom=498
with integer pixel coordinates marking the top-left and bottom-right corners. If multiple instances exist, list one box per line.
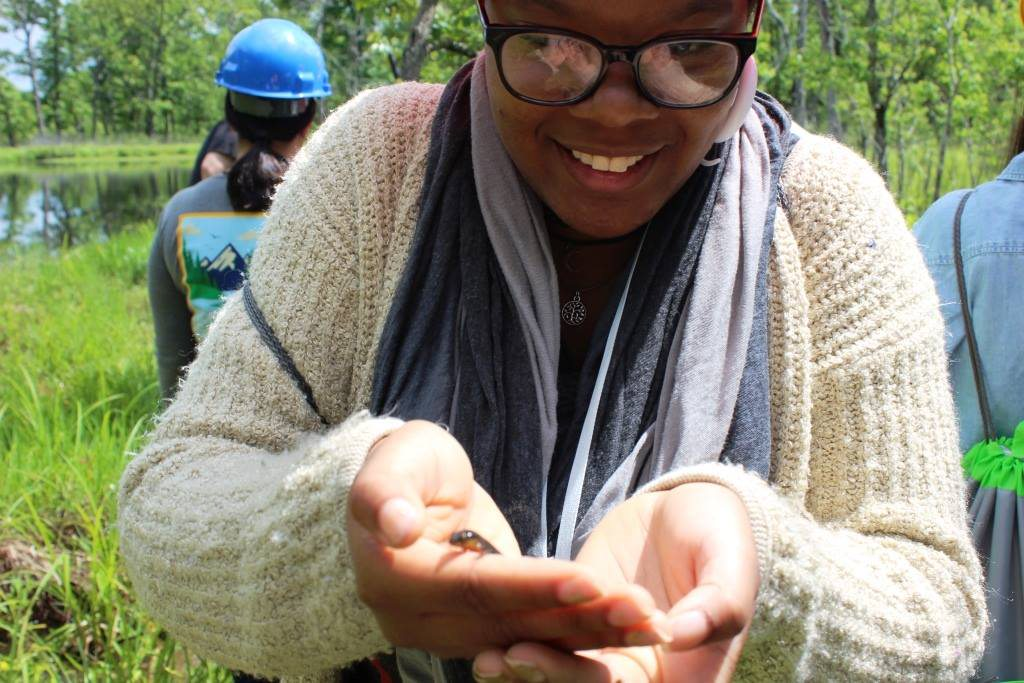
left=519, top=0, right=735, bottom=27
left=519, top=0, right=570, bottom=16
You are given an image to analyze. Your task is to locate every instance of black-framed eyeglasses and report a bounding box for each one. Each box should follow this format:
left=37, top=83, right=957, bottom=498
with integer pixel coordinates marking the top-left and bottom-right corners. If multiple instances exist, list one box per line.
left=477, top=2, right=763, bottom=109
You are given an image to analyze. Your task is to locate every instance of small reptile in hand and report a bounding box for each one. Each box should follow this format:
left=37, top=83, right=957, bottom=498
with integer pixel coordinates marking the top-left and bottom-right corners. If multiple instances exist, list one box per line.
left=449, top=529, right=500, bottom=554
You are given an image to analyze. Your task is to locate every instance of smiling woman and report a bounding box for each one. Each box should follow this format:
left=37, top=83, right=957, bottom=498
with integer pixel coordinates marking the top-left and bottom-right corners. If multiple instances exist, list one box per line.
left=118, top=1, right=987, bottom=682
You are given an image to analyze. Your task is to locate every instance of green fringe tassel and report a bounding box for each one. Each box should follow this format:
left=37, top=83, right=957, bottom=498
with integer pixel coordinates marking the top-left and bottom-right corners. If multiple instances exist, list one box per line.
left=962, top=420, right=1024, bottom=497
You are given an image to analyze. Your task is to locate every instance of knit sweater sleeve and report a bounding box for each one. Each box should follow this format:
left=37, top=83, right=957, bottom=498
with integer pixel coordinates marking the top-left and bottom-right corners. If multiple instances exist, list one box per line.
left=642, top=136, right=986, bottom=681
left=118, top=84, right=441, bottom=678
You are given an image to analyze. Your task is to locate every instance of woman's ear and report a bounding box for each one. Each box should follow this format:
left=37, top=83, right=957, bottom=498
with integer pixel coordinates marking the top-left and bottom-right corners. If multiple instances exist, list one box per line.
left=713, top=58, right=758, bottom=143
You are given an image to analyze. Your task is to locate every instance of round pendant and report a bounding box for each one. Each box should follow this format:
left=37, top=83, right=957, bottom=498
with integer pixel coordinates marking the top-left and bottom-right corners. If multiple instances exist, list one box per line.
left=560, top=291, right=586, bottom=326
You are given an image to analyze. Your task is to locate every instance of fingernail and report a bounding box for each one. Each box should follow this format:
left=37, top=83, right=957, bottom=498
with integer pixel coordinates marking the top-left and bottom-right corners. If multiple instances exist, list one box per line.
left=504, top=658, right=546, bottom=683
left=378, top=498, right=418, bottom=546
left=671, top=610, right=710, bottom=642
left=607, top=600, right=653, bottom=627
left=473, top=655, right=505, bottom=681
left=624, top=628, right=668, bottom=647
left=557, top=576, right=601, bottom=605
left=472, top=665, right=502, bottom=681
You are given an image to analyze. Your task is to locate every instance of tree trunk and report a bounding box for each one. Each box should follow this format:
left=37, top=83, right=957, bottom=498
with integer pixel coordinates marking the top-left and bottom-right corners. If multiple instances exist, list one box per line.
left=965, top=134, right=978, bottom=185
left=399, top=0, right=440, bottom=82
left=20, top=25, right=46, bottom=135
left=46, top=0, right=62, bottom=139
left=873, top=103, right=888, bottom=175
left=1, top=99, right=15, bottom=146
left=816, top=0, right=843, bottom=137
left=144, top=0, right=167, bottom=137
left=932, top=2, right=959, bottom=201
left=864, top=0, right=887, bottom=172
left=344, top=0, right=367, bottom=96
left=764, top=0, right=791, bottom=77
left=791, top=0, right=808, bottom=123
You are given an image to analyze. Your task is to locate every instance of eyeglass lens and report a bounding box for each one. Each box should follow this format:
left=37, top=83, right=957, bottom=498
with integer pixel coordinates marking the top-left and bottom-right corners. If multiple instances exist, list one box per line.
left=500, top=33, right=740, bottom=106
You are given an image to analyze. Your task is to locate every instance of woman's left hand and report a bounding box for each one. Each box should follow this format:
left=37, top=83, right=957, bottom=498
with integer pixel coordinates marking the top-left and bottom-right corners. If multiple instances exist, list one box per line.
left=472, top=482, right=760, bottom=682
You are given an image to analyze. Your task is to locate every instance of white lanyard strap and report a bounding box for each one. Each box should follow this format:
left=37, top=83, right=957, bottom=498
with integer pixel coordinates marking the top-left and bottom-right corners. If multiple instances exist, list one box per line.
left=553, top=236, right=645, bottom=559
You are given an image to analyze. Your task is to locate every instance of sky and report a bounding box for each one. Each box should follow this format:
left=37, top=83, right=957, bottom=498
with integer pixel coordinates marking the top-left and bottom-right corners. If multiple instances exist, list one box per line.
left=2, top=30, right=35, bottom=91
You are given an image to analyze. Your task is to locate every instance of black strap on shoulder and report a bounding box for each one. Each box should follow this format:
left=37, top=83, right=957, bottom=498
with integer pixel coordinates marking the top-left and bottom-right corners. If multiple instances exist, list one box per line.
left=952, top=190, right=995, bottom=441
left=242, top=281, right=329, bottom=427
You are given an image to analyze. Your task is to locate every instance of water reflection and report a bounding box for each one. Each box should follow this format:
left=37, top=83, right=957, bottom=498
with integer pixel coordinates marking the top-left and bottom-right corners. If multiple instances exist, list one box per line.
left=0, top=166, right=191, bottom=250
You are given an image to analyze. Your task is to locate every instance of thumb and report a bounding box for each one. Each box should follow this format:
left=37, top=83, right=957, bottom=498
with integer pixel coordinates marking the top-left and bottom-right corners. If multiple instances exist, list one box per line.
left=348, top=420, right=475, bottom=548
left=658, top=483, right=759, bottom=652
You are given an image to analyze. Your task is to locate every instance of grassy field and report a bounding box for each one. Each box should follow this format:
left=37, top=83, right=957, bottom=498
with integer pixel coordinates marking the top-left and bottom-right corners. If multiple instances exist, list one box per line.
left=0, top=227, right=229, bottom=680
left=0, top=142, right=198, bottom=168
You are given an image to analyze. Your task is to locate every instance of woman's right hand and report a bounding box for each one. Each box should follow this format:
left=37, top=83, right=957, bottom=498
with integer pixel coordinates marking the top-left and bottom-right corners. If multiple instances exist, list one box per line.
left=346, top=420, right=670, bottom=658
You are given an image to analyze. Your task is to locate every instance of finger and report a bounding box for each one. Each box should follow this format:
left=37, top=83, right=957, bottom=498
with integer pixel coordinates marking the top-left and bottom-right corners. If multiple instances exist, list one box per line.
left=472, top=649, right=510, bottom=681
left=348, top=420, right=473, bottom=547
left=550, top=613, right=671, bottom=651
left=544, top=585, right=670, bottom=650
left=500, top=642, right=652, bottom=683
left=360, top=543, right=608, bottom=614
left=665, top=581, right=751, bottom=651
left=423, top=593, right=668, bottom=653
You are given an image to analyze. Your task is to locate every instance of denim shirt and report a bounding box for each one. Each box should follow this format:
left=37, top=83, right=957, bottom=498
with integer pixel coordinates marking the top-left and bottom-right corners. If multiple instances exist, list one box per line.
left=913, top=153, right=1024, bottom=453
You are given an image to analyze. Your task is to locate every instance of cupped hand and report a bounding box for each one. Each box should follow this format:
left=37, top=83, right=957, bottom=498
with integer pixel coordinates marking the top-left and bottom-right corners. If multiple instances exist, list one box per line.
left=346, top=421, right=671, bottom=659
left=472, top=482, right=759, bottom=682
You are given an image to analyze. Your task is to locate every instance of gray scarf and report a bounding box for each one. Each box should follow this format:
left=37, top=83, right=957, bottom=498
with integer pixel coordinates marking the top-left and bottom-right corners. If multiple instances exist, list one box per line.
left=469, top=57, right=784, bottom=556
left=370, top=56, right=792, bottom=679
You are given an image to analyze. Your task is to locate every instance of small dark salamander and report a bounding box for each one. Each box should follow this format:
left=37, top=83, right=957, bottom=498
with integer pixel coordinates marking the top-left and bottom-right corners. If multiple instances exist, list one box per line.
left=449, top=529, right=500, bottom=555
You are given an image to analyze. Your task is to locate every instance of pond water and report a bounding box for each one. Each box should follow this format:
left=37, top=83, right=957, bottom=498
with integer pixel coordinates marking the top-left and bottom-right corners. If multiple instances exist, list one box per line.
left=0, top=164, right=191, bottom=250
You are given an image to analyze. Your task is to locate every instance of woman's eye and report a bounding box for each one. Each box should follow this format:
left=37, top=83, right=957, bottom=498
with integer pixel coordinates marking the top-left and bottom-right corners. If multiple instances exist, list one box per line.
left=669, top=42, right=712, bottom=58
left=522, top=34, right=555, bottom=49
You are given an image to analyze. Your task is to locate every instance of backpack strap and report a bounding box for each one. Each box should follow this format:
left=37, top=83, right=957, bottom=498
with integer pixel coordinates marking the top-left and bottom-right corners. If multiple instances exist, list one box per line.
left=242, top=281, right=329, bottom=427
left=952, top=190, right=995, bottom=442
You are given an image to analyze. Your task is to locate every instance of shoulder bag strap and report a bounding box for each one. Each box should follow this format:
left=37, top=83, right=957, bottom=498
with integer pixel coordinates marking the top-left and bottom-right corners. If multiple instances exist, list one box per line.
left=952, top=189, right=995, bottom=442
left=242, top=280, right=329, bottom=428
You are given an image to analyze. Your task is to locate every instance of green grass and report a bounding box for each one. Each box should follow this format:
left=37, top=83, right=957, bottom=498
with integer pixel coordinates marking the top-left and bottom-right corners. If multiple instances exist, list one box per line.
left=0, top=142, right=199, bottom=169
left=0, top=227, right=229, bottom=680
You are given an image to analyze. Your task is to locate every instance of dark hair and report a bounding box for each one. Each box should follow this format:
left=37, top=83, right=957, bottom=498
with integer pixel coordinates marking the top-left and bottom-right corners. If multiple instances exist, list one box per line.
left=224, top=94, right=317, bottom=212
left=1010, top=112, right=1024, bottom=162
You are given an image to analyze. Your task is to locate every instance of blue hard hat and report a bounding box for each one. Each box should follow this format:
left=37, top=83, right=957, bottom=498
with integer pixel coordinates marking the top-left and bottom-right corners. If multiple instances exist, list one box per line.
left=215, top=18, right=331, bottom=99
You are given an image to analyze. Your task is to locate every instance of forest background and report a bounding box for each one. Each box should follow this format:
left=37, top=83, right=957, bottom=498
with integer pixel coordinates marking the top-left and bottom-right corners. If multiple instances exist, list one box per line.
left=0, top=0, right=1022, bottom=679
left=2, top=0, right=1023, bottom=218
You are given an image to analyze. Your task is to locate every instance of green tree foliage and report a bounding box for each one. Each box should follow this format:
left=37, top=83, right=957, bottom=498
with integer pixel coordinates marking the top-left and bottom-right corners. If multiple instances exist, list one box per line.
left=0, top=0, right=482, bottom=139
left=0, top=76, right=36, bottom=145
left=760, top=0, right=1023, bottom=218
left=0, top=0, right=1021, bottom=217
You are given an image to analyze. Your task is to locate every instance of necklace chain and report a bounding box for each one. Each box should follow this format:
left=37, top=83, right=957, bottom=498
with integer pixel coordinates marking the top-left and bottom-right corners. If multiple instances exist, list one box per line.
left=550, top=223, right=648, bottom=327
left=555, top=246, right=626, bottom=327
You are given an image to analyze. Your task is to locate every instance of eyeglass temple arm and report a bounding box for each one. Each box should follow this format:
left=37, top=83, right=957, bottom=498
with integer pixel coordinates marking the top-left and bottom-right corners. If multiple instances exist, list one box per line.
left=750, top=0, right=765, bottom=35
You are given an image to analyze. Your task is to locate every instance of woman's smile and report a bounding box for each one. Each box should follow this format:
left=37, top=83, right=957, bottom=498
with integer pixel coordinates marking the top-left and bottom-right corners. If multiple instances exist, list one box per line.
left=554, top=141, right=661, bottom=193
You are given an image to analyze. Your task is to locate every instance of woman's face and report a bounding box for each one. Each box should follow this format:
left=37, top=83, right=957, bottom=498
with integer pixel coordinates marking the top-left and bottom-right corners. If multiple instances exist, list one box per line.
left=484, top=0, right=750, bottom=238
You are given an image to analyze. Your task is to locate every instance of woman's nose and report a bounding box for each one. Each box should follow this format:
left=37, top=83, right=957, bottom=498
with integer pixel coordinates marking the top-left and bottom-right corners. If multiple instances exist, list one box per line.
left=568, top=62, right=659, bottom=127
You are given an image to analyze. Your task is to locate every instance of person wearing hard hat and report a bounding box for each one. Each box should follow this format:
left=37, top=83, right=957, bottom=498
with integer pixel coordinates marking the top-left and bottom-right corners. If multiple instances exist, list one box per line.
left=147, top=18, right=330, bottom=401
left=912, top=3, right=1024, bottom=680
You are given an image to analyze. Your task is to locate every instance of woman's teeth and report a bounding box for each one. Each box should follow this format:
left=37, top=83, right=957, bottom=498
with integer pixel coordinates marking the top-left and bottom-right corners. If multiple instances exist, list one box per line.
left=570, top=149, right=645, bottom=173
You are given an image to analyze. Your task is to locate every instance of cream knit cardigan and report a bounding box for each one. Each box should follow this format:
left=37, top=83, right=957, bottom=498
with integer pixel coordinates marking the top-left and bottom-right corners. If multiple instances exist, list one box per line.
left=119, top=83, right=987, bottom=681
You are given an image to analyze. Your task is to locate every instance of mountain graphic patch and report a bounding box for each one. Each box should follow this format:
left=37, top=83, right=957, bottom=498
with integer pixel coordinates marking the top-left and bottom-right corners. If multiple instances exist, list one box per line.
left=176, top=212, right=265, bottom=339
